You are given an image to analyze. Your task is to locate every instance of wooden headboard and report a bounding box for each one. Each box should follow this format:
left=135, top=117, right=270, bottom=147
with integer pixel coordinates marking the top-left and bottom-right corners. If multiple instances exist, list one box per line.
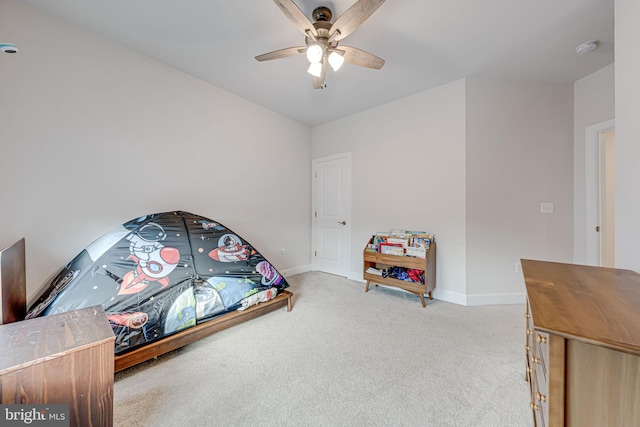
left=0, top=238, right=26, bottom=324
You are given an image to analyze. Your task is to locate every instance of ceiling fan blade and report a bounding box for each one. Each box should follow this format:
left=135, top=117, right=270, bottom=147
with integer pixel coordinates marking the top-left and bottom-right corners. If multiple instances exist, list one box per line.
left=329, top=0, right=385, bottom=42
left=255, top=46, right=305, bottom=62
left=273, top=0, right=317, bottom=38
left=312, top=57, right=328, bottom=89
left=340, top=45, right=385, bottom=69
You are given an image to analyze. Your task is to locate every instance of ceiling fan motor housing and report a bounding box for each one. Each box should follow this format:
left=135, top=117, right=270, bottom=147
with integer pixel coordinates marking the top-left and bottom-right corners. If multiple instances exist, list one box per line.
left=305, top=18, right=335, bottom=49
left=312, top=6, right=332, bottom=22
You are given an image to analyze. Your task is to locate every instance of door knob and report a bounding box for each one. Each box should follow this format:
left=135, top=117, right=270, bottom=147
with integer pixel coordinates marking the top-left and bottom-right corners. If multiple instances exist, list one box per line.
left=338, top=221, right=346, bottom=225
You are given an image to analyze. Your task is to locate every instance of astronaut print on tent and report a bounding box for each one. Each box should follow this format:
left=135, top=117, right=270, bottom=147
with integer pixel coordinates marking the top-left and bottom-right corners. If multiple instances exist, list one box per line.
left=26, top=211, right=288, bottom=354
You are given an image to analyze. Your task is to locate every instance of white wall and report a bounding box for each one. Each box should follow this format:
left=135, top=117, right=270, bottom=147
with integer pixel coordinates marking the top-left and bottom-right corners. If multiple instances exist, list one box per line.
left=311, top=80, right=468, bottom=303
left=0, top=0, right=312, bottom=298
left=2, top=0, right=623, bottom=306
left=614, top=0, right=640, bottom=271
left=311, top=78, right=575, bottom=306
left=572, top=64, right=615, bottom=264
left=465, top=79, right=574, bottom=305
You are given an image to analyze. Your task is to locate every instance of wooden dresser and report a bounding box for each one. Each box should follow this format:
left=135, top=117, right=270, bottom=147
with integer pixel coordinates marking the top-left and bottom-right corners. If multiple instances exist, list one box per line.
left=522, top=259, right=640, bottom=427
left=0, top=305, right=115, bottom=427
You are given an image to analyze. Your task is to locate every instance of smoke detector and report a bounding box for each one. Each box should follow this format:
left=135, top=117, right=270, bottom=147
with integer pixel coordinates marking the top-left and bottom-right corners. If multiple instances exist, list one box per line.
left=575, top=40, right=599, bottom=55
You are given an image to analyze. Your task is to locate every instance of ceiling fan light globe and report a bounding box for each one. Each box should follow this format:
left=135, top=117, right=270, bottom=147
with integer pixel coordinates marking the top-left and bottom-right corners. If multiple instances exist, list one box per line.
left=306, top=44, right=324, bottom=63
left=328, top=51, right=345, bottom=71
left=307, top=62, right=323, bottom=77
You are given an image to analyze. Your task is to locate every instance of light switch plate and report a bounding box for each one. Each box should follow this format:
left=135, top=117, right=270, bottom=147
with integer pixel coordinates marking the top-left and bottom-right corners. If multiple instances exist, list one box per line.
left=540, top=202, right=554, bottom=214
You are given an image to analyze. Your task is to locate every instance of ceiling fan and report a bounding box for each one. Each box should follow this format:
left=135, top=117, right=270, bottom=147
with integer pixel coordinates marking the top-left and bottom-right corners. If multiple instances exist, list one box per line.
left=255, top=0, right=386, bottom=89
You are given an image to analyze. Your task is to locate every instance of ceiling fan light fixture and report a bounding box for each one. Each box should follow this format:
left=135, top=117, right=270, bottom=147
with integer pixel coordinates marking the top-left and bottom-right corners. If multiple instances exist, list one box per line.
left=307, top=62, right=323, bottom=77
left=328, top=51, right=345, bottom=71
left=306, top=44, right=324, bottom=63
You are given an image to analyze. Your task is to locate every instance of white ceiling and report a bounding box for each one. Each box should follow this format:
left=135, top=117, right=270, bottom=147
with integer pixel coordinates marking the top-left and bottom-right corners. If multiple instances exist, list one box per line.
left=18, top=0, right=614, bottom=127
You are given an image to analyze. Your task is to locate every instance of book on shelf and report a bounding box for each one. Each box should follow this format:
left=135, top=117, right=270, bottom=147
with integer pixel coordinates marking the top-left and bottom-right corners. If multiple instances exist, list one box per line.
left=380, top=242, right=404, bottom=256
left=389, top=229, right=406, bottom=235
left=410, top=233, right=434, bottom=250
left=405, top=246, right=427, bottom=259
left=382, top=247, right=404, bottom=256
left=365, top=267, right=382, bottom=276
left=368, top=229, right=435, bottom=255
left=390, top=230, right=412, bottom=241
left=387, top=237, right=410, bottom=248
left=372, top=234, right=388, bottom=251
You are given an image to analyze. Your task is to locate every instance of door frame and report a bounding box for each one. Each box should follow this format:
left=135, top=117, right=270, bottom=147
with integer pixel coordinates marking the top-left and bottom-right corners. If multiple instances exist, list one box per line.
left=311, top=152, right=352, bottom=275
left=585, top=118, right=615, bottom=266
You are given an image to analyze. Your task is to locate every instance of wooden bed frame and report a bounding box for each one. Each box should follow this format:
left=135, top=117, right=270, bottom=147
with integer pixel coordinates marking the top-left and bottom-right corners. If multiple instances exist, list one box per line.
left=114, top=290, right=292, bottom=372
left=1, top=238, right=293, bottom=373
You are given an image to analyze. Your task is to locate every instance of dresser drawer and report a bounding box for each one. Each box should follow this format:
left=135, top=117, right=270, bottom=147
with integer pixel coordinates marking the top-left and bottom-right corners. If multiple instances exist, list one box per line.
left=525, top=304, right=535, bottom=383
left=532, top=332, right=565, bottom=425
left=535, top=331, right=550, bottom=375
left=530, top=379, right=547, bottom=427
left=532, top=332, right=549, bottom=390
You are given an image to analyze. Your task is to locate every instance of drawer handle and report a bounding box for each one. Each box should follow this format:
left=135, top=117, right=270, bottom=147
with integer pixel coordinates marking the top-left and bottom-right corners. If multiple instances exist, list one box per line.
left=530, top=355, right=541, bottom=365
left=524, top=312, right=531, bottom=318
left=526, top=367, right=532, bottom=374
left=536, top=391, right=547, bottom=402
left=530, top=402, right=541, bottom=411
left=524, top=345, right=531, bottom=352
left=526, top=329, right=533, bottom=336
left=536, top=334, right=547, bottom=344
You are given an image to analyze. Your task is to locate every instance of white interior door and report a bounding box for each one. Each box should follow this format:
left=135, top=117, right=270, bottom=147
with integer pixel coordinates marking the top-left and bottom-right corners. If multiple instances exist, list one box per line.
left=585, top=119, right=615, bottom=266
left=598, top=128, right=615, bottom=267
left=312, top=153, right=351, bottom=277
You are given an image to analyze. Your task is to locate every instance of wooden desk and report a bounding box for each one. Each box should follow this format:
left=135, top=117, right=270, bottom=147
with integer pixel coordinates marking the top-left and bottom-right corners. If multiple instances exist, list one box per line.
left=522, top=259, right=640, bottom=426
left=0, top=305, right=115, bottom=427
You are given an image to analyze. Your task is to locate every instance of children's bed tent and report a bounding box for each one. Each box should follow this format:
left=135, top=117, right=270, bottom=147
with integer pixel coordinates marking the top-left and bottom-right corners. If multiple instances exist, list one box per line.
left=26, top=211, right=290, bottom=361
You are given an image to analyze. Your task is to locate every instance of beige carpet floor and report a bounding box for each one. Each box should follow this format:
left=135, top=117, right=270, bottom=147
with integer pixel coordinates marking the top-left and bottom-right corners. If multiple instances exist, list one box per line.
left=113, top=271, right=533, bottom=427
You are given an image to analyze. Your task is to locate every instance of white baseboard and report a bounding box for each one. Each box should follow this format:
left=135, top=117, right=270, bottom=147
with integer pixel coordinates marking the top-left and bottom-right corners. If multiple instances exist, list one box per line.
left=280, top=264, right=312, bottom=277
left=465, top=292, right=527, bottom=306
left=285, top=267, right=526, bottom=307
left=432, top=289, right=467, bottom=306
left=347, top=271, right=365, bottom=282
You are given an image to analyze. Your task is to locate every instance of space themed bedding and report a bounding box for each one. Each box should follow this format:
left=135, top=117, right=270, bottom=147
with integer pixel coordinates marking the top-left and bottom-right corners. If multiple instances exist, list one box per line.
left=26, top=211, right=289, bottom=355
